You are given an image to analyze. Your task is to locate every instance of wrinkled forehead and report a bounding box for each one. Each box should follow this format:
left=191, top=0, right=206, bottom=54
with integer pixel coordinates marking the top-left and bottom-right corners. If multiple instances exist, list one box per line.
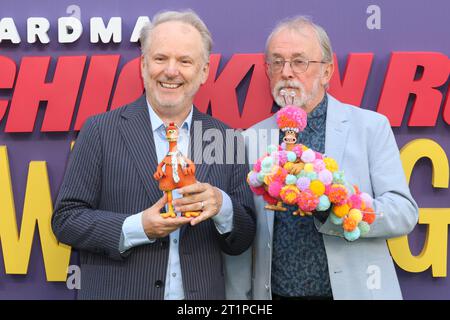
left=267, top=26, right=322, bottom=59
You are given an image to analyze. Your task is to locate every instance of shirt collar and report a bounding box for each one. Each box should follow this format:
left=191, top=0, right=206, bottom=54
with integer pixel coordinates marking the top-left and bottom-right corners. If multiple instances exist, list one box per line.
left=146, top=99, right=193, bottom=133
left=306, top=94, right=328, bottom=132
left=308, top=94, right=328, bottom=120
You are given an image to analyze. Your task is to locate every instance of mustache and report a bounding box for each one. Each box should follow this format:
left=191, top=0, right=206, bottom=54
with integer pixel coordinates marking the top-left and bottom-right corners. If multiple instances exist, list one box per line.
left=274, top=80, right=302, bottom=92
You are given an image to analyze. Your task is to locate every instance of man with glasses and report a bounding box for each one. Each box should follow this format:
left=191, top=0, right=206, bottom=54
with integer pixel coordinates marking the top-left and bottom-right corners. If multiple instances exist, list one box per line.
left=233, top=16, right=418, bottom=300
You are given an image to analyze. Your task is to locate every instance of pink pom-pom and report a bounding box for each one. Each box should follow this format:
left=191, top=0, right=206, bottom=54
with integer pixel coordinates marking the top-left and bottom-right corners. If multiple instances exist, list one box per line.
left=292, top=145, right=303, bottom=158
left=278, top=151, right=288, bottom=167
left=250, top=185, right=266, bottom=196
left=301, top=149, right=316, bottom=163
left=253, top=159, right=262, bottom=172
left=324, top=184, right=332, bottom=195
left=313, top=159, right=326, bottom=172
left=268, top=180, right=283, bottom=198
left=297, top=190, right=319, bottom=212
left=318, top=169, right=333, bottom=185
left=314, top=151, right=323, bottom=160
left=348, top=194, right=363, bottom=209
left=276, top=106, right=307, bottom=132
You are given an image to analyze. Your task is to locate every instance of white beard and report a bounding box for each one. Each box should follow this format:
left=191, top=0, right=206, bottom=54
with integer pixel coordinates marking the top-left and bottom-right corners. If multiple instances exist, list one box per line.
left=273, top=77, right=322, bottom=109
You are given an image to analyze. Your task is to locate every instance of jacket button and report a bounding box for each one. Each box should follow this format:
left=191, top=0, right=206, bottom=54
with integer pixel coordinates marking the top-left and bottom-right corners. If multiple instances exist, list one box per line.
left=154, top=280, right=164, bottom=288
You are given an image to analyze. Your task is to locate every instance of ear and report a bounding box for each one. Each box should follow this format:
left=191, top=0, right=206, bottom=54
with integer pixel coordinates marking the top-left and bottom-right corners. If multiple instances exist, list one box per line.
left=200, top=62, right=210, bottom=85
left=140, top=54, right=146, bottom=75
left=321, top=62, right=334, bottom=87
left=265, top=62, right=271, bottom=78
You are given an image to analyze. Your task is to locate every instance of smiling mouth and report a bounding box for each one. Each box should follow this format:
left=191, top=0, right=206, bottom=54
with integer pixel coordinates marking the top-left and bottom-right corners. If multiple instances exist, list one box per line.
left=159, top=82, right=183, bottom=89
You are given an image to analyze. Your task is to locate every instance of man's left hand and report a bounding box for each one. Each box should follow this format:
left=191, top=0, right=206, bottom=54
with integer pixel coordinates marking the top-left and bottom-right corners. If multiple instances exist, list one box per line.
left=173, top=182, right=223, bottom=226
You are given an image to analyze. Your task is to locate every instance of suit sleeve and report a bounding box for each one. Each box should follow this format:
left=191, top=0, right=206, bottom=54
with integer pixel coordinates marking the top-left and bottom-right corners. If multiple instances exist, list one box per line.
left=318, top=115, right=419, bottom=239
left=215, top=131, right=256, bottom=255
left=52, top=117, right=130, bottom=261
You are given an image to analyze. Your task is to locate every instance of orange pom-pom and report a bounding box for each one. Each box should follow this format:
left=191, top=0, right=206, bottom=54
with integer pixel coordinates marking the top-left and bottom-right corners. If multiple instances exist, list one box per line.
left=363, top=207, right=376, bottom=224
left=343, top=217, right=358, bottom=232
left=328, top=184, right=348, bottom=205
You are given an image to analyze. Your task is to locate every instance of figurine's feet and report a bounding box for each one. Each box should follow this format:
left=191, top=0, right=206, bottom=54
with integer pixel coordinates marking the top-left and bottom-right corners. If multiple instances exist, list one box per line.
left=183, top=211, right=201, bottom=218
left=265, top=204, right=287, bottom=212
left=161, top=211, right=177, bottom=218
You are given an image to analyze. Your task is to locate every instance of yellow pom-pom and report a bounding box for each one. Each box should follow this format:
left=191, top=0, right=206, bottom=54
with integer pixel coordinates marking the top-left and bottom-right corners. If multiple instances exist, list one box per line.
left=302, top=145, right=309, bottom=151
left=310, top=180, right=325, bottom=196
left=283, top=162, right=294, bottom=172
left=263, top=175, right=272, bottom=185
left=333, top=203, right=350, bottom=218
left=304, top=163, right=314, bottom=172
left=324, top=158, right=339, bottom=172
left=347, top=209, right=362, bottom=223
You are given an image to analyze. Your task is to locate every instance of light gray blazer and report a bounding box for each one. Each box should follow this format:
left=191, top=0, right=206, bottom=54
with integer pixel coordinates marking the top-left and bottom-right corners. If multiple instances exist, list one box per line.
left=224, top=94, right=418, bottom=300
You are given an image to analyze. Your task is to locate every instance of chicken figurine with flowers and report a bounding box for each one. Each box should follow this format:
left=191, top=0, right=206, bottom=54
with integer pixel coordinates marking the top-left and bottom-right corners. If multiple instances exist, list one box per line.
left=247, top=94, right=379, bottom=241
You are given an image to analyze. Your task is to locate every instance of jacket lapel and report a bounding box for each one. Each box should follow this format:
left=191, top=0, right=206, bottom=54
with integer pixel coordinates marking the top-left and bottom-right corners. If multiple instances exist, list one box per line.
left=325, top=94, right=351, bottom=166
left=118, top=95, right=162, bottom=204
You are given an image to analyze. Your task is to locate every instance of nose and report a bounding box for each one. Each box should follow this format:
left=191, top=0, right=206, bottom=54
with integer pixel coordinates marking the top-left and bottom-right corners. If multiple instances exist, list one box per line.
left=164, top=59, right=180, bottom=78
left=281, top=61, right=294, bottom=79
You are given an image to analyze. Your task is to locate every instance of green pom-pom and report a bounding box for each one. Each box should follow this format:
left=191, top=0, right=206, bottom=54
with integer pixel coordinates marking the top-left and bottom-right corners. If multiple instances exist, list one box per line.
left=332, top=171, right=346, bottom=184
left=261, top=156, right=273, bottom=169
left=285, top=174, right=297, bottom=185
left=257, top=172, right=266, bottom=182
left=344, top=228, right=361, bottom=241
left=267, top=144, right=278, bottom=154
left=358, top=221, right=370, bottom=236
left=286, top=151, right=297, bottom=162
left=297, top=170, right=308, bottom=178
left=317, top=195, right=331, bottom=211
left=307, top=172, right=318, bottom=180
left=329, top=213, right=343, bottom=225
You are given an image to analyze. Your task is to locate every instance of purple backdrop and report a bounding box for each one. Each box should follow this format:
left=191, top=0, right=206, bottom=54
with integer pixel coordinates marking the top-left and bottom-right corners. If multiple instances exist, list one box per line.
left=0, top=0, right=449, bottom=299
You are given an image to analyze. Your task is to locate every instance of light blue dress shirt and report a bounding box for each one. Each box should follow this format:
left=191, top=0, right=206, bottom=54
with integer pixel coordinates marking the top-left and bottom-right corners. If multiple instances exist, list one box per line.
left=119, top=101, right=234, bottom=300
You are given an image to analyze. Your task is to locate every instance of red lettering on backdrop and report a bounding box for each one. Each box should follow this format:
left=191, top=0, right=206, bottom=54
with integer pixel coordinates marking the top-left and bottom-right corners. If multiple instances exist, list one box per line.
left=74, top=55, right=120, bottom=130
left=443, top=84, right=450, bottom=125
left=195, top=53, right=273, bottom=129
left=377, top=52, right=449, bottom=127
left=5, top=56, right=86, bottom=132
left=110, top=57, right=144, bottom=111
left=0, top=56, right=16, bottom=122
left=328, top=53, right=373, bottom=107
left=193, top=54, right=221, bottom=113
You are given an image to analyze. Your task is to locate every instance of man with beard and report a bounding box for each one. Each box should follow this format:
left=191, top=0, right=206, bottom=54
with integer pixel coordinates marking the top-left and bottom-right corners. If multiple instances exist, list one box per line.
left=229, top=16, right=418, bottom=300
left=52, top=10, right=255, bottom=300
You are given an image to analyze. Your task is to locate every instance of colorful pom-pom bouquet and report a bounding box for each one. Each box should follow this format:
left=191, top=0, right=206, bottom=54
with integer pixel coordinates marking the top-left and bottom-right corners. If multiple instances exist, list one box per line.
left=247, top=104, right=378, bottom=241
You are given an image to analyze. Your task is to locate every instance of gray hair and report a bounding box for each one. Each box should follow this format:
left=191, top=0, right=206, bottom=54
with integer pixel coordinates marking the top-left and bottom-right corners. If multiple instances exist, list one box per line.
left=139, top=10, right=212, bottom=62
left=265, top=15, right=333, bottom=63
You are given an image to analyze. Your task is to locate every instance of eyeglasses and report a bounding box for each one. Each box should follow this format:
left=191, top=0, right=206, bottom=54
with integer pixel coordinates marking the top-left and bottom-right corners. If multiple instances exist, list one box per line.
left=267, top=58, right=327, bottom=74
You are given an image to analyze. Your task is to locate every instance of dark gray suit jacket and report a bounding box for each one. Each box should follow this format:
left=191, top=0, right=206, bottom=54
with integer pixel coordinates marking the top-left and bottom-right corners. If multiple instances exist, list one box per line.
left=52, top=95, right=256, bottom=300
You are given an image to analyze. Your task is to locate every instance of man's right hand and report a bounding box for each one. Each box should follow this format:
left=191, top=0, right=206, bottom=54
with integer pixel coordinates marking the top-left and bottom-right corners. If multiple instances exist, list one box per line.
left=142, top=194, right=193, bottom=239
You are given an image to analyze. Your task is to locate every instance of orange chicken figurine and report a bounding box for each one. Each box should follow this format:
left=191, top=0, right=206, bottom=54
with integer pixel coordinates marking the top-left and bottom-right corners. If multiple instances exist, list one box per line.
left=153, top=122, right=200, bottom=218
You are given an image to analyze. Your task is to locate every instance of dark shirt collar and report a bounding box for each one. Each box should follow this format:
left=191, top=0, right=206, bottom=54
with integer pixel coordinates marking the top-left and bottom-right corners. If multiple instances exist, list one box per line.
left=306, top=94, right=328, bottom=133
